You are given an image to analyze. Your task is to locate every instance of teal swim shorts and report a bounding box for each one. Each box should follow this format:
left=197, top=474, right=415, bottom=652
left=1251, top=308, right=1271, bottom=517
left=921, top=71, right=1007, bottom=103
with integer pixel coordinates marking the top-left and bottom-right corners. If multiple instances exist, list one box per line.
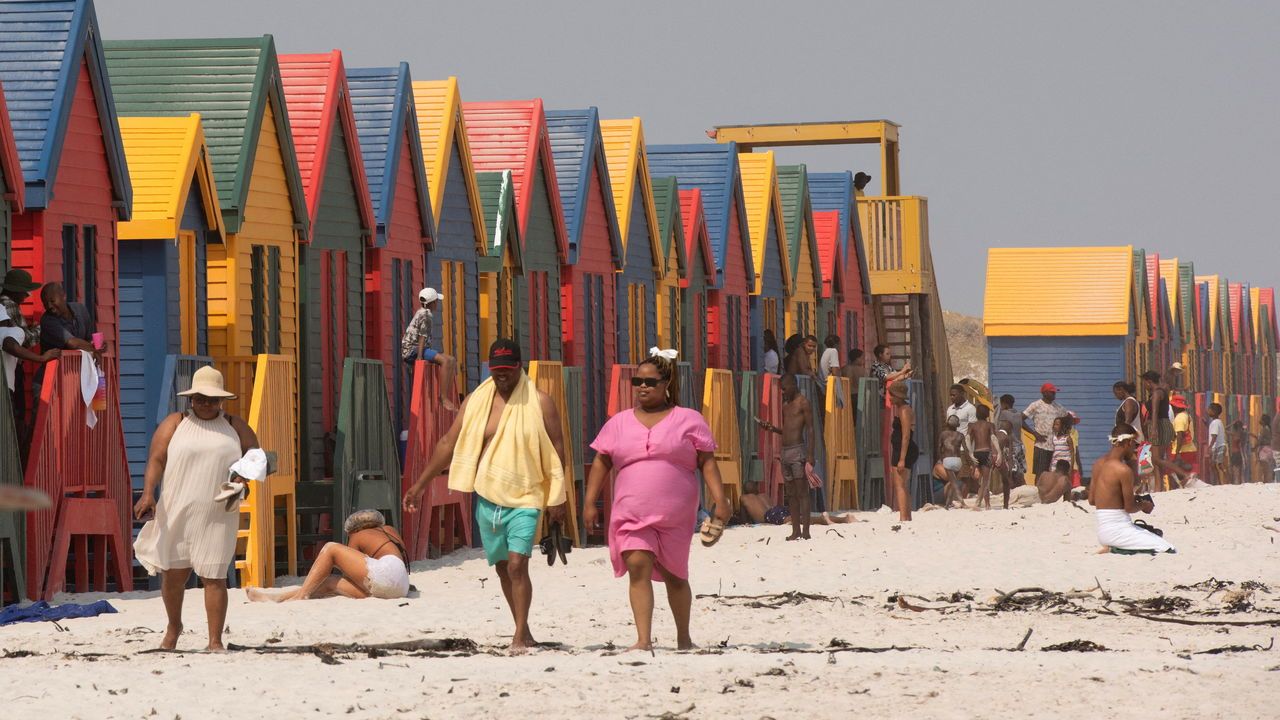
left=475, top=495, right=540, bottom=565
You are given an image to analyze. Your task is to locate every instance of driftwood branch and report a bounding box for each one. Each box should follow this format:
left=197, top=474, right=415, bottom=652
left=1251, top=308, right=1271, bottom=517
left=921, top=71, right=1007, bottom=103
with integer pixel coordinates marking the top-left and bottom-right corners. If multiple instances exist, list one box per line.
left=1125, top=613, right=1280, bottom=628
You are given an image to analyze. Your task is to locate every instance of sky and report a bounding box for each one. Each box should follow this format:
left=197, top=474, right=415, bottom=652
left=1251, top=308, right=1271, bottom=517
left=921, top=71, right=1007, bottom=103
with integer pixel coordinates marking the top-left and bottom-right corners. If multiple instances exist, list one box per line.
left=96, top=0, right=1280, bottom=316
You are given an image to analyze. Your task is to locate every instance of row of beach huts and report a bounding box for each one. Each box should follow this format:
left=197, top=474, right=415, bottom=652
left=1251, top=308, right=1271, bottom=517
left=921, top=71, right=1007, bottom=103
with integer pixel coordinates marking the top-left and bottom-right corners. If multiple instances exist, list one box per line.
left=0, top=0, right=882, bottom=601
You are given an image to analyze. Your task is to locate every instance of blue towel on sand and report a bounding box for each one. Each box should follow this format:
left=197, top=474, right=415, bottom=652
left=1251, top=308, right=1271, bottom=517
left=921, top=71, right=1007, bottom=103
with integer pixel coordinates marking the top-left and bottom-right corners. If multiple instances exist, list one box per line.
left=0, top=600, right=117, bottom=626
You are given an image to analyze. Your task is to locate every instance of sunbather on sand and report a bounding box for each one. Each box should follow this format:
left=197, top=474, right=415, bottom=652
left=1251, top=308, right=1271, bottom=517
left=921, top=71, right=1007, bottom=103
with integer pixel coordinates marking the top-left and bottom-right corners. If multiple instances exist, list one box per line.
left=737, top=492, right=859, bottom=525
left=247, top=510, right=410, bottom=601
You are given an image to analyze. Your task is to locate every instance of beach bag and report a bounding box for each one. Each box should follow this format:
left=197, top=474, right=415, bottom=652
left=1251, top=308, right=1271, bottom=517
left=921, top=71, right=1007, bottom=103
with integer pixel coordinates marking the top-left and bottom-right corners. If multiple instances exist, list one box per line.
left=1136, top=442, right=1154, bottom=476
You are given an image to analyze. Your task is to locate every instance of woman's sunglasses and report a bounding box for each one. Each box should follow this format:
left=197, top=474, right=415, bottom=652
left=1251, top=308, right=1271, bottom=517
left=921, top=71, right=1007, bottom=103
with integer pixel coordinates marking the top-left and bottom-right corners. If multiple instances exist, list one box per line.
left=630, top=377, right=665, bottom=388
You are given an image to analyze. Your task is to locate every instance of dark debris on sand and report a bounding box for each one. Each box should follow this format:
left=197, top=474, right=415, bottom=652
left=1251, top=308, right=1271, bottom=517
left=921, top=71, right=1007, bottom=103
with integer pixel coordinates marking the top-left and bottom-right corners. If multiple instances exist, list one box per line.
left=1042, top=640, right=1109, bottom=652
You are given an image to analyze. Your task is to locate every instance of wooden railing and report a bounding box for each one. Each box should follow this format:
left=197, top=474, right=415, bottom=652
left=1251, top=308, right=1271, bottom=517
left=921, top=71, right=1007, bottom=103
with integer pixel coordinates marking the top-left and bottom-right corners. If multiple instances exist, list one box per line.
left=212, top=355, right=258, bottom=421
left=562, top=366, right=586, bottom=541
left=1, top=377, right=25, bottom=603
left=23, top=353, right=133, bottom=599
left=229, top=354, right=298, bottom=588
left=402, top=362, right=467, bottom=559
left=702, top=369, right=742, bottom=510
left=856, top=196, right=931, bottom=295
left=824, top=377, right=858, bottom=510
left=528, top=361, right=580, bottom=547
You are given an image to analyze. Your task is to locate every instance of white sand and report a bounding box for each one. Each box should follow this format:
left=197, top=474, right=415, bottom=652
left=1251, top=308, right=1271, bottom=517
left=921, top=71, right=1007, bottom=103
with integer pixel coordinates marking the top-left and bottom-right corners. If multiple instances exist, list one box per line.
left=3, top=483, right=1278, bottom=719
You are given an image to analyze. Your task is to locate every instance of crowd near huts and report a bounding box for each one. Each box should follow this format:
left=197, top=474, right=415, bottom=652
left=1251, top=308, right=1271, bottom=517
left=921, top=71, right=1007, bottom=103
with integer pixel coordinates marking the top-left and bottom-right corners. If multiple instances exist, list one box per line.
left=0, top=0, right=1271, bottom=603
left=985, top=247, right=1279, bottom=485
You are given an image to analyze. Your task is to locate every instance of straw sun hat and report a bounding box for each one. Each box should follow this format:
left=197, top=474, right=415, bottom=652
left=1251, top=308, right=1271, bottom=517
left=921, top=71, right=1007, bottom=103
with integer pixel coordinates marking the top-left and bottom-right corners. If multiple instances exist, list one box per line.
left=177, top=366, right=237, bottom=399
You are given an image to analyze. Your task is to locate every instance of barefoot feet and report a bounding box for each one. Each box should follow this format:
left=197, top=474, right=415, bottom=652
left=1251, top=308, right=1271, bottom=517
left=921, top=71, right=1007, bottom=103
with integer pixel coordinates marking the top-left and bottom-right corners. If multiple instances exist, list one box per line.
left=160, top=623, right=182, bottom=650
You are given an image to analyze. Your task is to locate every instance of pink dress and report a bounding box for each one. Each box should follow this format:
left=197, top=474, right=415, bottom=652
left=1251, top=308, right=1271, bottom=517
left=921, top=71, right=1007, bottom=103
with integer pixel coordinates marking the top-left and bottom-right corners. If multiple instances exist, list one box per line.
left=590, top=406, right=717, bottom=581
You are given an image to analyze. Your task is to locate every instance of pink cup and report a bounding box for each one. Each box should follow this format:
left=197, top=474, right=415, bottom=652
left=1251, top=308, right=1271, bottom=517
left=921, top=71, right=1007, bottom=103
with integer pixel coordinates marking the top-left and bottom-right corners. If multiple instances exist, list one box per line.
left=91, top=332, right=104, bottom=350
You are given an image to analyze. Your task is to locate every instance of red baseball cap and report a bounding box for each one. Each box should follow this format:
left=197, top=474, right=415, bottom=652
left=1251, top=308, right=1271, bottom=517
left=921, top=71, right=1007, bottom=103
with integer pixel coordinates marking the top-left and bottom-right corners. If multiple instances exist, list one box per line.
left=1170, top=394, right=1188, bottom=409
left=1040, top=383, right=1059, bottom=393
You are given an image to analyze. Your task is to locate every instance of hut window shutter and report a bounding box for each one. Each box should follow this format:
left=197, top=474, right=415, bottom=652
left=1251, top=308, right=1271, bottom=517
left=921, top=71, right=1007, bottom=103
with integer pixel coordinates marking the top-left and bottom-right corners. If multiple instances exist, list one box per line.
left=251, top=245, right=266, bottom=354
left=82, top=226, right=96, bottom=325
left=179, top=231, right=197, bottom=354
left=61, top=225, right=78, bottom=304
left=268, top=246, right=281, bottom=354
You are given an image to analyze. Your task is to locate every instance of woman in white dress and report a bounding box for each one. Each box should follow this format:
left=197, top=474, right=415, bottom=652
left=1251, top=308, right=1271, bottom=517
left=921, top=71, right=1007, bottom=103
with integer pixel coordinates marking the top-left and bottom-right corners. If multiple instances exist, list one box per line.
left=133, top=366, right=258, bottom=651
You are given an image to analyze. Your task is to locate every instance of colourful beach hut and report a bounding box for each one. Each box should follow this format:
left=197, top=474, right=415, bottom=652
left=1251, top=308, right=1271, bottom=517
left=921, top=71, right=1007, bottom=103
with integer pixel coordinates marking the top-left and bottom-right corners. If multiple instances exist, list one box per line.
left=474, top=170, right=525, bottom=351
left=1198, top=275, right=1223, bottom=392
left=810, top=171, right=873, bottom=352
left=738, top=151, right=792, bottom=369
left=1253, top=288, right=1277, bottom=397
left=677, top=188, right=716, bottom=379
left=651, top=176, right=688, bottom=356
left=647, top=144, right=754, bottom=371
left=0, top=76, right=22, bottom=271
left=985, top=246, right=1138, bottom=475
left=1129, top=248, right=1154, bottom=382
left=106, top=36, right=310, bottom=361
left=812, top=209, right=846, bottom=341
left=279, top=52, right=377, bottom=483
left=544, top=107, right=622, bottom=442
left=463, top=99, right=568, bottom=361
left=410, top=77, right=485, bottom=391
left=777, top=164, right=822, bottom=341
left=116, top=115, right=223, bottom=482
left=600, top=118, right=662, bottom=364
left=347, top=64, right=435, bottom=430
left=2, top=0, right=132, bottom=348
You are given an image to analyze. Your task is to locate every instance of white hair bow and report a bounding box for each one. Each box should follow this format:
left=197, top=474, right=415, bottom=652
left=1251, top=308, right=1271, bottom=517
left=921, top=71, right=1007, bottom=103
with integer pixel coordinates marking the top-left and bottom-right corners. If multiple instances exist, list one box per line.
left=649, top=347, right=678, bottom=361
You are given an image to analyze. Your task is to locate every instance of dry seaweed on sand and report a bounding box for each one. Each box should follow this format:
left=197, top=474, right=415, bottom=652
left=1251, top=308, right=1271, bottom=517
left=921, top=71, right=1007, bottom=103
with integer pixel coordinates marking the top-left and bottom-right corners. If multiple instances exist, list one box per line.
left=696, top=590, right=856, bottom=609
left=1193, top=637, right=1274, bottom=655
left=1041, top=640, right=1109, bottom=652
left=1123, top=595, right=1193, bottom=614
left=224, top=637, right=483, bottom=664
left=752, top=638, right=919, bottom=655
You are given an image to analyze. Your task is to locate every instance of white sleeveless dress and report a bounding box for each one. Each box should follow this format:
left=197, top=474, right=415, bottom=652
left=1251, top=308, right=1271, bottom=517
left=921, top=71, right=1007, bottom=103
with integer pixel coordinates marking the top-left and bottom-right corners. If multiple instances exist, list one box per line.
left=134, top=412, right=244, bottom=579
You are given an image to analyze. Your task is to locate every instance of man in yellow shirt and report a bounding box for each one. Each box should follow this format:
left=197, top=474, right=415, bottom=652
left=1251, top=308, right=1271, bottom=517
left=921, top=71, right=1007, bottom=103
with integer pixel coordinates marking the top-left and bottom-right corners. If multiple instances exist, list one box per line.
left=1170, top=395, right=1197, bottom=487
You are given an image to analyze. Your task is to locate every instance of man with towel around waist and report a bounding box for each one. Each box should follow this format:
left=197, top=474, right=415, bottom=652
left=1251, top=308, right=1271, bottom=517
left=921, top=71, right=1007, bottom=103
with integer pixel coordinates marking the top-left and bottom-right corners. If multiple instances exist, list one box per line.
left=1088, top=424, right=1175, bottom=555
left=404, top=338, right=566, bottom=652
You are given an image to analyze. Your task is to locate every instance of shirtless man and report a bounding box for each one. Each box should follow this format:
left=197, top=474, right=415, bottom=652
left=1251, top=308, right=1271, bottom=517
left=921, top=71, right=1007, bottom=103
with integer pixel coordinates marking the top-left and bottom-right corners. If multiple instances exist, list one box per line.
left=404, top=339, right=566, bottom=652
left=968, top=405, right=999, bottom=510
left=1006, top=459, right=1071, bottom=507
left=936, top=415, right=967, bottom=508
left=756, top=373, right=813, bottom=540
left=1088, top=424, right=1174, bottom=554
left=1036, top=460, right=1072, bottom=503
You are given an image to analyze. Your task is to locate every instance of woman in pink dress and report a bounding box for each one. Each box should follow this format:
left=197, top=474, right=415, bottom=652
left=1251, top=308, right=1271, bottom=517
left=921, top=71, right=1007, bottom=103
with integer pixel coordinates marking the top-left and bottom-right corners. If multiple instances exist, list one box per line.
left=584, top=350, right=732, bottom=651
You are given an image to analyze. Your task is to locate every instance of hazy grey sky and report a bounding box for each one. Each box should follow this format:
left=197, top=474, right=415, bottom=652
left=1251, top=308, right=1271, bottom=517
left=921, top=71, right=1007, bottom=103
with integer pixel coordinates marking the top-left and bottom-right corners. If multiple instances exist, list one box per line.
left=98, top=1, right=1280, bottom=315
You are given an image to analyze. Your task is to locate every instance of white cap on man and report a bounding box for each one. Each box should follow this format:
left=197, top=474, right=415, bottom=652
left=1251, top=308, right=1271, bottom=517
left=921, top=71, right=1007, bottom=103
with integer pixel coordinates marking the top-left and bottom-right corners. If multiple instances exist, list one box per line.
left=419, top=287, right=442, bottom=306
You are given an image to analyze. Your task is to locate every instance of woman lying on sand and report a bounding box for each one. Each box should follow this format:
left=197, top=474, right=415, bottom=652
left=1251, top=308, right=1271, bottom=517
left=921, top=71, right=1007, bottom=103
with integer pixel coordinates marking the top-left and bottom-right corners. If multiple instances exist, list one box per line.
left=248, top=510, right=411, bottom=601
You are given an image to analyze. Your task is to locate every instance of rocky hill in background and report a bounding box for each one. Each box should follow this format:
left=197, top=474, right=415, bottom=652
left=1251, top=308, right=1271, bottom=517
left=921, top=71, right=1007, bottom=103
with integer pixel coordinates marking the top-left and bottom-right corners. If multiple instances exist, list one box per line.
left=944, top=311, right=986, bottom=384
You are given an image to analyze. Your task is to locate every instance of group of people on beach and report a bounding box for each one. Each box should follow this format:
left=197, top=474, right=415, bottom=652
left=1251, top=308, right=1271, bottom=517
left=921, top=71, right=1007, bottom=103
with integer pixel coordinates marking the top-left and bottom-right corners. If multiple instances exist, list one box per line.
left=118, top=285, right=1259, bottom=654
left=133, top=324, right=732, bottom=654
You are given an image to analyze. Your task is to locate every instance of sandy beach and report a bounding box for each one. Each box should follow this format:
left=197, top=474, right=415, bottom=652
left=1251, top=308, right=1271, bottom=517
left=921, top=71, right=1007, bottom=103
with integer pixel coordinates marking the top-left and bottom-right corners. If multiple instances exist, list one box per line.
left=3, top=483, right=1278, bottom=719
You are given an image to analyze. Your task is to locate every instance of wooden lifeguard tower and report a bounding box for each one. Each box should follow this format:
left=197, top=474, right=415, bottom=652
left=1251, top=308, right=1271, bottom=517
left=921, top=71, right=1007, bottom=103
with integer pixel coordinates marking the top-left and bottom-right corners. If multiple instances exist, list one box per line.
left=710, top=120, right=953, bottom=424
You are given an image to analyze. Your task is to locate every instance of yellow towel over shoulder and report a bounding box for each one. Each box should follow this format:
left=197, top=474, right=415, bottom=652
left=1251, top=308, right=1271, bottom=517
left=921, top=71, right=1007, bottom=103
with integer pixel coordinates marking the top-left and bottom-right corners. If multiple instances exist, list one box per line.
left=448, top=372, right=565, bottom=509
